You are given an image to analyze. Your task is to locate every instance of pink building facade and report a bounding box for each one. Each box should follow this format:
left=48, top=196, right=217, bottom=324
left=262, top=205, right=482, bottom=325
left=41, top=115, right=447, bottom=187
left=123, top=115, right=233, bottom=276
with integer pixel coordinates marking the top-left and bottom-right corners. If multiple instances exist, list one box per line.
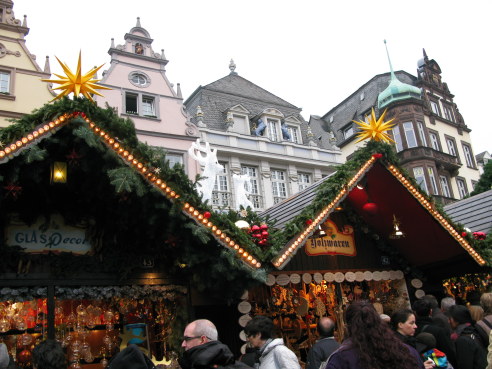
left=96, top=18, right=199, bottom=178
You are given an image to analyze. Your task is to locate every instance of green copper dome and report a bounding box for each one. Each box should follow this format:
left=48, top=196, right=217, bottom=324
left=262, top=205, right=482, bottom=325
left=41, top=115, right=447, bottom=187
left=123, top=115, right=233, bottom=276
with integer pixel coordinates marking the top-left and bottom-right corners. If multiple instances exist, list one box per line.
left=378, top=41, right=421, bottom=109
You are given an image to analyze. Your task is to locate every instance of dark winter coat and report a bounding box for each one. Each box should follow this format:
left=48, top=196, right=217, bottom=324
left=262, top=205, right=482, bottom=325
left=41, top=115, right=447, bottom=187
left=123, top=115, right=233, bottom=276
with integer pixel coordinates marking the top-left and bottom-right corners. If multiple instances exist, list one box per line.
left=326, top=339, right=424, bottom=369
left=108, top=344, right=155, bottom=369
left=179, top=341, right=252, bottom=369
left=306, top=337, right=340, bottom=369
left=453, top=324, right=487, bottom=369
left=415, top=316, right=457, bottom=367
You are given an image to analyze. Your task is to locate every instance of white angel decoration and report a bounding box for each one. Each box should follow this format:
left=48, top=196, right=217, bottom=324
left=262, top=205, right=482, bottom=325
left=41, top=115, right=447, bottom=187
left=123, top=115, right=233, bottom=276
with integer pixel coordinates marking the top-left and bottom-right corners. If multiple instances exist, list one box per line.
left=232, top=173, right=254, bottom=210
left=188, top=139, right=224, bottom=202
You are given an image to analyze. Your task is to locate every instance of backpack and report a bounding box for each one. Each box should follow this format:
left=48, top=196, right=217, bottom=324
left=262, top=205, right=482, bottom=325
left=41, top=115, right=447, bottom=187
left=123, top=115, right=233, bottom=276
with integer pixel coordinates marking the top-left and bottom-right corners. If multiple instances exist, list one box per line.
left=461, top=326, right=487, bottom=350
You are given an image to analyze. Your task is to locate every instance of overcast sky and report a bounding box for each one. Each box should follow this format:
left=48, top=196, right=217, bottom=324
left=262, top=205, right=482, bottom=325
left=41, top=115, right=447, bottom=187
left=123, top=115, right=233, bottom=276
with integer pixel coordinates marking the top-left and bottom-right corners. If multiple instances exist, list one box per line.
left=15, top=0, right=492, bottom=155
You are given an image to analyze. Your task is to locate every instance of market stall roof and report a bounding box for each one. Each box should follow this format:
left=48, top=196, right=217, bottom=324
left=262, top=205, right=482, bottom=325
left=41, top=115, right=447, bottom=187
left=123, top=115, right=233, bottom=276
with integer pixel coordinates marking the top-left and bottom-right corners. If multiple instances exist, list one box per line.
left=0, top=100, right=262, bottom=271
left=444, top=189, right=492, bottom=234
left=263, top=154, right=486, bottom=280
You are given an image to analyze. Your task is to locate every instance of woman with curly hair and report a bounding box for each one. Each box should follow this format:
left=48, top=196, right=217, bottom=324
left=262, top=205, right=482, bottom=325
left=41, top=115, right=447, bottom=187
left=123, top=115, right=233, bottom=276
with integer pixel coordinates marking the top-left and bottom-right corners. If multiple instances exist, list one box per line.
left=326, top=301, right=432, bottom=369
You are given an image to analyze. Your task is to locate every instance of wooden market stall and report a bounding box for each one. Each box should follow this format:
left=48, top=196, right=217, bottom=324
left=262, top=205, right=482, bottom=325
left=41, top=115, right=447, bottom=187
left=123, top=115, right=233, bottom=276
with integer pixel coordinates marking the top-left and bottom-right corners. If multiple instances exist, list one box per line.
left=0, top=98, right=263, bottom=368
left=236, top=146, right=487, bottom=360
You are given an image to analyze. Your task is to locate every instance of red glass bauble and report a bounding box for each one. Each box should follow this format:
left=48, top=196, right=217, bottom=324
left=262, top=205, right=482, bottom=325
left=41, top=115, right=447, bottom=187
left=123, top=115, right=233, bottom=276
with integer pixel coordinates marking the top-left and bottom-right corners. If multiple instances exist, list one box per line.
left=261, top=231, right=269, bottom=238
left=251, top=225, right=260, bottom=232
left=203, top=211, right=211, bottom=219
left=260, top=224, right=268, bottom=230
left=461, top=232, right=467, bottom=237
left=305, top=219, right=313, bottom=225
left=18, top=349, right=32, bottom=364
left=362, top=202, right=378, bottom=216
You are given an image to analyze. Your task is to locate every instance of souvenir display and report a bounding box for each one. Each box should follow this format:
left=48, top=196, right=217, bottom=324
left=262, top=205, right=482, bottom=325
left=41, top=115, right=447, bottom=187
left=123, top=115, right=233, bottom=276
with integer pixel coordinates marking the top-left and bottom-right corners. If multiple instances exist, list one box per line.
left=0, top=285, right=186, bottom=368
left=246, top=270, right=410, bottom=358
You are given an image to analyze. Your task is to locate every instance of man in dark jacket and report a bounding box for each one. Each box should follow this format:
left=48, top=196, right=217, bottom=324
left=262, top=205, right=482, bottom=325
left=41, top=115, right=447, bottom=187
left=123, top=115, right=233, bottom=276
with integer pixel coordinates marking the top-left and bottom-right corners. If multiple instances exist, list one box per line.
left=179, top=319, right=251, bottom=369
left=108, top=344, right=155, bottom=369
left=306, top=317, right=340, bottom=369
left=413, top=299, right=457, bottom=367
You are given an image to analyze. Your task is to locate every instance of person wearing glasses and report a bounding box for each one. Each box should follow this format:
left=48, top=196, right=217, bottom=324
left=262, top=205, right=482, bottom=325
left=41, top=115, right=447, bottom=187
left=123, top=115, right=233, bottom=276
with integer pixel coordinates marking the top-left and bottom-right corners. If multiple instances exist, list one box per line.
left=178, top=319, right=252, bottom=369
left=244, top=315, right=300, bottom=369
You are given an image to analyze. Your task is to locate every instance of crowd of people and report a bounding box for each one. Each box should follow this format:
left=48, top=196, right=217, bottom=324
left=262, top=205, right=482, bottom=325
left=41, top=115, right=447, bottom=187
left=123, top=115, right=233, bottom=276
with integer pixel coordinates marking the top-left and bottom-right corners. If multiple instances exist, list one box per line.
left=2, top=293, right=492, bottom=369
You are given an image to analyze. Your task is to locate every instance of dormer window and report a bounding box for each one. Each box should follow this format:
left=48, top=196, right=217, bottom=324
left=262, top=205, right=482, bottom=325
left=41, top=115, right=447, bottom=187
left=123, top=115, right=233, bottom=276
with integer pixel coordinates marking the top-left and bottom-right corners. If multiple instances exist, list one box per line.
left=226, top=104, right=250, bottom=134
left=267, top=119, right=280, bottom=141
left=343, top=125, right=354, bottom=140
left=284, top=116, right=302, bottom=144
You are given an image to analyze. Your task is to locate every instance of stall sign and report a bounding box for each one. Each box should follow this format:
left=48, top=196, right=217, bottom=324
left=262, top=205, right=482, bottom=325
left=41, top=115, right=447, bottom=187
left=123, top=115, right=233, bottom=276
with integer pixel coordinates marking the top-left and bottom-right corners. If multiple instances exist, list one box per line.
left=6, top=215, right=91, bottom=255
left=305, top=219, right=356, bottom=256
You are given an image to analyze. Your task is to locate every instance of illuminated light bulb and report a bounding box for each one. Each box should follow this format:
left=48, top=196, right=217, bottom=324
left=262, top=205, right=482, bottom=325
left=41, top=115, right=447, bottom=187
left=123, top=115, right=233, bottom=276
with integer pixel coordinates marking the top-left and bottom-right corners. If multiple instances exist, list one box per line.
left=142, top=167, right=147, bottom=173
left=198, top=214, right=204, bottom=220
left=238, top=248, right=244, bottom=254
left=114, top=143, right=120, bottom=148
left=123, top=151, right=129, bottom=157
left=243, top=252, right=249, bottom=258
left=94, top=127, right=100, bottom=132
left=156, top=179, right=162, bottom=185
left=193, top=210, right=199, bottom=216
left=85, top=118, right=91, bottom=123
left=229, top=241, right=235, bottom=247
left=127, top=155, right=134, bottom=161
left=160, top=183, right=166, bottom=188
left=225, top=237, right=230, bottom=243
left=216, top=230, right=222, bottom=236
left=184, top=203, right=190, bottom=209
left=16, top=141, right=22, bottom=147
left=132, top=159, right=138, bottom=165
left=9, top=144, right=16, bottom=151
left=211, top=225, right=217, bottom=231
left=256, top=262, right=261, bottom=268
left=49, top=122, right=55, bottom=128
left=0, top=151, right=5, bottom=157
left=234, top=245, right=239, bottom=250
left=60, top=116, right=66, bottom=122
left=137, top=163, right=143, bottom=169
left=109, top=139, right=114, bottom=144
left=27, top=134, right=33, bottom=141
left=4, top=147, right=11, bottom=154
left=189, top=207, right=195, bottom=213
left=165, top=187, right=171, bottom=193
left=43, top=124, right=49, bottom=131
left=100, top=131, right=105, bottom=136
left=250, top=257, right=255, bottom=263
left=201, top=218, right=208, bottom=224
left=279, top=257, right=285, bottom=262
left=21, top=137, right=28, bottom=144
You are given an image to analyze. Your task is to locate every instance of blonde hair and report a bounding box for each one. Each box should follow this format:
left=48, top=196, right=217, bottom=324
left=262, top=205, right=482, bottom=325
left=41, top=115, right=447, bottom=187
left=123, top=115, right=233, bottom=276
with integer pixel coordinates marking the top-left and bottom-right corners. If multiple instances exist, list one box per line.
left=480, top=293, right=492, bottom=314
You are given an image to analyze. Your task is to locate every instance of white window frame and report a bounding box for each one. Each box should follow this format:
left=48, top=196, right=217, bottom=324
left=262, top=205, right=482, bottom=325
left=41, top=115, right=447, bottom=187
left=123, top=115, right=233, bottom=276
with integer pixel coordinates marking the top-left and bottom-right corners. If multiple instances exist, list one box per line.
left=430, top=101, right=440, bottom=115
left=429, top=132, right=440, bottom=151
left=446, top=138, right=457, bottom=157
left=271, top=169, right=288, bottom=204
left=343, top=126, right=354, bottom=140
left=124, top=91, right=158, bottom=118
left=212, top=162, right=231, bottom=207
left=287, top=126, right=301, bottom=144
left=403, top=122, right=418, bottom=148
left=165, top=153, right=183, bottom=168
left=142, top=96, right=155, bottom=116
left=443, top=105, right=454, bottom=122
left=0, top=71, right=10, bottom=93
left=440, top=175, right=451, bottom=197
left=462, top=144, right=475, bottom=168
left=413, top=167, right=429, bottom=194
left=456, top=178, right=468, bottom=199
left=392, top=126, right=404, bottom=152
left=267, top=119, right=280, bottom=141
left=241, top=166, right=262, bottom=209
left=298, top=173, right=311, bottom=191
left=417, top=121, right=427, bottom=147
left=427, top=167, right=439, bottom=195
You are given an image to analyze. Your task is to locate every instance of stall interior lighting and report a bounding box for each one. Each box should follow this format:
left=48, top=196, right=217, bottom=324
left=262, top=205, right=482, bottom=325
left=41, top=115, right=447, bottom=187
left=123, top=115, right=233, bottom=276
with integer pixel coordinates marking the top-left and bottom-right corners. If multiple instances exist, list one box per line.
left=272, top=156, right=377, bottom=269
left=387, top=164, right=485, bottom=266
left=0, top=112, right=261, bottom=269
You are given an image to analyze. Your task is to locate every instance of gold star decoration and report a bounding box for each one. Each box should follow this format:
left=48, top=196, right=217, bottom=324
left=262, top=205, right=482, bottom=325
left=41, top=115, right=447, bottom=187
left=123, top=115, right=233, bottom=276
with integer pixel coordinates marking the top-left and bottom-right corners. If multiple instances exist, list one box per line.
left=42, top=52, right=111, bottom=103
left=353, top=108, right=396, bottom=144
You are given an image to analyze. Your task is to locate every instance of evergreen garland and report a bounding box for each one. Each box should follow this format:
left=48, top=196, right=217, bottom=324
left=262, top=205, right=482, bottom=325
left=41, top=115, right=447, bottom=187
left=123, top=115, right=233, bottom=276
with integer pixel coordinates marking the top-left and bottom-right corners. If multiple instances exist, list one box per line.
left=1, top=97, right=490, bottom=303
